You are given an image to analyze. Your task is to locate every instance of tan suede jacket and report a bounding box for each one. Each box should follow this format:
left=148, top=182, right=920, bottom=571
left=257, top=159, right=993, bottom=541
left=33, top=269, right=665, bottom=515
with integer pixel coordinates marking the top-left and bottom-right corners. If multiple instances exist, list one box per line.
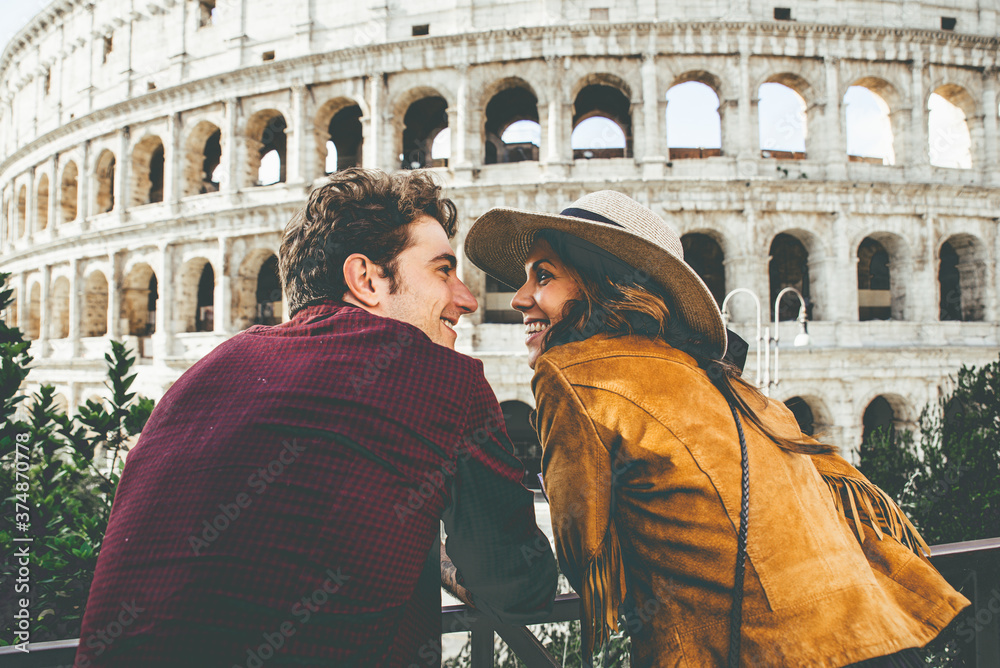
left=532, top=334, right=969, bottom=668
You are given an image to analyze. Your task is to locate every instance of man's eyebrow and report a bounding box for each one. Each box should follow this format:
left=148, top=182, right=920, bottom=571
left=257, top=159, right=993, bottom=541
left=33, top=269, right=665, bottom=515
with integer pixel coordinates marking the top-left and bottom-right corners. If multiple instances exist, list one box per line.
left=430, top=252, right=457, bottom=269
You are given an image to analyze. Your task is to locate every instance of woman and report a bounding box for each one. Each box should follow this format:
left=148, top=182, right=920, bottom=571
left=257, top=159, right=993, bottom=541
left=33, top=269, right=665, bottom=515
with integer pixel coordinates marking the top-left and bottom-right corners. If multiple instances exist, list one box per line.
left=464, top=191, right=969, bottom=667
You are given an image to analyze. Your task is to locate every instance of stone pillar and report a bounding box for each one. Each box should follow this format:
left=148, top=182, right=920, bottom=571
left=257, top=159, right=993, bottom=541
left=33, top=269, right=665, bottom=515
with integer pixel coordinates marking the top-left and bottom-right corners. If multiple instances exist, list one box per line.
left=68, top=258, right=80, bottom=358
left=640, top=53, right=665, bottom=172
left=79, top=140, right=91, bottom=225
left=828, top=211, right=854, bottom=321
left=108, top=252, right=122, bottom=339
left=39, top=264, right=51, bottom=357
left=47, top=156, right=58, bottom=237
left=287, top=83, right=309, bottom=186
left=979, top=70, right=997, bottom=183
left=216, top=236, right=232, bottom=334
left=24, top=170, right=35, bottom=242
left=736, top=45, right=756, bottom=177
left=911, top=213, right=938, bottom=322
left=153, top=244, right=174, bottom=359
left=165, top=112, right=181, bottom=208
left=888, top=106, right=909, bottom=166
left=115, top=127, right=129, bottom=216
left=822, top=57, right=847, bottom=180
left=452, top=65, right=475, bottom=182
left=223, top=97, right=240, bottom=193
left=630, top=101, right=645, bottom=163
left=362, top=73, right=384, bottom=170
left=906, top=52, right=930, bottom=179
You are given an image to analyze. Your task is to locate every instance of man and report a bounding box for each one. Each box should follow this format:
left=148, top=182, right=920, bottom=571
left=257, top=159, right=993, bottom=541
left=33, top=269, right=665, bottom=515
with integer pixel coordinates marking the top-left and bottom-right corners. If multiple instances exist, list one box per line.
left=75, top=169, right=558, bottom=667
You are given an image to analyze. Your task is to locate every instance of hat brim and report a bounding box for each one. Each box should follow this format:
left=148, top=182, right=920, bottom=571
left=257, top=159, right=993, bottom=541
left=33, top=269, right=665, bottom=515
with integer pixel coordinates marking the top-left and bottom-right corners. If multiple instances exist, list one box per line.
left=464, top=206, right=728, bottom=357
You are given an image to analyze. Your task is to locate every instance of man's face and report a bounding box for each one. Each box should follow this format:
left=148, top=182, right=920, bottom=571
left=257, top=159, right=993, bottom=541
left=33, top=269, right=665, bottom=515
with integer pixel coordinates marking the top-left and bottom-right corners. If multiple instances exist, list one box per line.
left=378, top=216, right=478, bottom=349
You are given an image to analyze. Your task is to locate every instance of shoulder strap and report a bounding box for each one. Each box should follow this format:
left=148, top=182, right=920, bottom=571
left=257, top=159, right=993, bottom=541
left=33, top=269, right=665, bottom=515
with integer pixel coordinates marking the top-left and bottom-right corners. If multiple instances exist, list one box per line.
left=728, top=402, right=750, bottom=668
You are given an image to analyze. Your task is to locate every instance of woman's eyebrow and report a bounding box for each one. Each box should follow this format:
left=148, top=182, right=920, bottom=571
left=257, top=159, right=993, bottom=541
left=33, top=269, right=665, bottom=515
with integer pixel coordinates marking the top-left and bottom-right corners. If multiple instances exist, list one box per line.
left=529, top=258, right=553, bottom=273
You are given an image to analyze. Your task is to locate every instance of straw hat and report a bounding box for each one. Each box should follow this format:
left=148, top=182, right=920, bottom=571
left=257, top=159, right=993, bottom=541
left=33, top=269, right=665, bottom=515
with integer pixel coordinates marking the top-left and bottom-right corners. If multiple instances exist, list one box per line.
left=464, top=190, right=728, bottom=357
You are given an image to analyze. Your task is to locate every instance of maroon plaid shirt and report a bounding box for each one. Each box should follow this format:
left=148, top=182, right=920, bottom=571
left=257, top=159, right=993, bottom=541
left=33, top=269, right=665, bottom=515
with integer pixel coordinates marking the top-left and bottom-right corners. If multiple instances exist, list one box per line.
left=75, top=300, right=557, bottom=667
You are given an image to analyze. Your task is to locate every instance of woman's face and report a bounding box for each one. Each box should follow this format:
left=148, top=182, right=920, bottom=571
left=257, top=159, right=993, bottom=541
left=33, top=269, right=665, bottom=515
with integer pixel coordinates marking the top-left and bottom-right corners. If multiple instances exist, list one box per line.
left=511, top=237, right=583, bottom=369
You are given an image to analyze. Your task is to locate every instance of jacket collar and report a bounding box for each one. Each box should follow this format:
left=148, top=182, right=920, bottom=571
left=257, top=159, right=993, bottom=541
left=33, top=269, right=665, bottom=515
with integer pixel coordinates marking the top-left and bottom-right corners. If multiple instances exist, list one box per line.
left=537, top=332, right=700, bottom=371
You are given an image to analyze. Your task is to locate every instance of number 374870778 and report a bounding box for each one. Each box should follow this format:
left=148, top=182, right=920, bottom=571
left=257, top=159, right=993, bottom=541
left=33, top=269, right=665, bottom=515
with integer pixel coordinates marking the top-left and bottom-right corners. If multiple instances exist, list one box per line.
left=13, top=433, right=30, bottom=532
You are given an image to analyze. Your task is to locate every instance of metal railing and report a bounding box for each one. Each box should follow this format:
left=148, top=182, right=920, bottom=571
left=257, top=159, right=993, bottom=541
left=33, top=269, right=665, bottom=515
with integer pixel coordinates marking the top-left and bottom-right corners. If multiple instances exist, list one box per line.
left=2, top=538, right=997, bottom=667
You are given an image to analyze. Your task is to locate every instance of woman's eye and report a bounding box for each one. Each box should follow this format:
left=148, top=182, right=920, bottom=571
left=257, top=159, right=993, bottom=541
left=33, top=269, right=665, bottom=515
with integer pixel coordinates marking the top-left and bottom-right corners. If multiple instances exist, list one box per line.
left=538, top=270, right=552, bottom=284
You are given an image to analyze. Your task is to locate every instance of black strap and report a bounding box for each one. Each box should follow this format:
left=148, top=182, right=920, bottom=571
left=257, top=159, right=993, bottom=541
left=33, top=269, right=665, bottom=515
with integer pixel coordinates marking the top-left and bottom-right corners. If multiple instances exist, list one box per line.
left=727, top=403, right=750, bottom=668
left=559, top=207, right=623, bottom=227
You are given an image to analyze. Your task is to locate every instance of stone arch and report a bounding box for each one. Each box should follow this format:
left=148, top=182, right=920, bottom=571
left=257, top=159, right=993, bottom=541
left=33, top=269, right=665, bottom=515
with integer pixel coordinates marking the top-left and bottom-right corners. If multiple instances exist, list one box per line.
left=483, top=78, right=540, bottom=165
left=82, top=270, right=109, bottom=337
left=17, top=185, right=26, bottom=237
left=178, top=258, right=215, bottom=333
left=783, top=394, right=833, bottom=438
left=48, top=276, right=70, bottom=339
left=246, top=109, right=287, bottom=186
left=27, top=282, right=41, bottom=339
left=769, top=231, right=815, bottom=321
left=571, top=73, right=632, bottom=159
left=855, top=232, right=908, bottom=321
left=398, top=89, right=449, bottom=169
left=939, top=233, right=986, bottom=322
left=928, top=84, right=975, bottom=169
left=184, top=120, right=223, bottom=196
left=36, top=174, right=49, bottom=231
left=314, top=97, right=364, bottom=175
left=122, top=262, right=158, bottom=336
left=501, top=400, right=542, bottom=490
left=60, top=161, right=79, bottom=223
left=681, top=232, right=725, bottom=306
left=95, top=149, right=116, bottom=213
left=861, top=393, right=912, bottom=447
left=845, top=76, right=902, bottom=165
left=233, top=248, right=282, bottom=330
left=130, top=135, right=165, bottom=206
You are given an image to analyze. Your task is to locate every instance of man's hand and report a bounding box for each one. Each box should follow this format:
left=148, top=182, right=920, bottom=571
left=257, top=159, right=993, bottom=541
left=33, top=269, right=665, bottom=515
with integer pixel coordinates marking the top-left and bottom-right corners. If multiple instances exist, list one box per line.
left=441, top=541, right=475, bottom=608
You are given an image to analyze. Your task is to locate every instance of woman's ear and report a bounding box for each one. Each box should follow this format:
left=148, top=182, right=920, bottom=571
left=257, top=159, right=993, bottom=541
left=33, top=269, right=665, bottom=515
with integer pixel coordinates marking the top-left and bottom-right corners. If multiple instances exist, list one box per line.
left=343, top=253, right=381, bottom=308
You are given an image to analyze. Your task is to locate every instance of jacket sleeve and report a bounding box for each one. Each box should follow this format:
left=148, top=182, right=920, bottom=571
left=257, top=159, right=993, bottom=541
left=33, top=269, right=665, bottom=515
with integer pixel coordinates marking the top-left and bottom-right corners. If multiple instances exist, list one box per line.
left=531, top=357, right=628, bottom=654
left=441, top=366, right=558, bottom=626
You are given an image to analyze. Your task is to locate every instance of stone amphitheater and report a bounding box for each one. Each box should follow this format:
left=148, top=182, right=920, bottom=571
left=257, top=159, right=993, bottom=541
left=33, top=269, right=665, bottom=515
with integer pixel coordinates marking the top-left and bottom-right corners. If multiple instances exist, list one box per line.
left=1, top=0, right=998, bottom=472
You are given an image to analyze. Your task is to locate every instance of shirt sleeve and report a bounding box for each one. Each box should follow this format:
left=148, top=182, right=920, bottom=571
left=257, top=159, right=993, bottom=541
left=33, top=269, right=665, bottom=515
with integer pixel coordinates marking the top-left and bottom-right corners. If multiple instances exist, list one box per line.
left=531, top=356, right=628, bottom=654
left=440, top=364, right=558, bottom=626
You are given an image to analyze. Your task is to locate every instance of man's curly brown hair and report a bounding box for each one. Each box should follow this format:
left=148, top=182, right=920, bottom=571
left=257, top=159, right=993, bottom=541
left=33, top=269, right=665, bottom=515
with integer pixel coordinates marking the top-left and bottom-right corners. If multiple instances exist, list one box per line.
left=279, top=168, right=457, bottom=317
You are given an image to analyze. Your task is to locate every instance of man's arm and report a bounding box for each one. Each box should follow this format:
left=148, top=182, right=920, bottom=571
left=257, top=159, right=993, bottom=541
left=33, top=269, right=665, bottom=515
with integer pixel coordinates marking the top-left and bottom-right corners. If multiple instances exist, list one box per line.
left=440, top=542, right=474, bottom=607
left=440, top=366, right=558, bottom=625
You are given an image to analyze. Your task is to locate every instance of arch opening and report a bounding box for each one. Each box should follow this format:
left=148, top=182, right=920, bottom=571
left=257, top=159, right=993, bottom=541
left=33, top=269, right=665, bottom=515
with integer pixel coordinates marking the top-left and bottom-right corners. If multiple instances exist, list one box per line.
left=666, top=81, right=722, bottom=159
left=251, top=113, right=287, bottom=186
left=122, top=263, right=158, bottom=336
left=60, top=162, right=79, bottom=223
left=27, top=283, right=40, bottom=339
left=572, top=83, right=631, bottom=159
left=131, top=136, right=165, bottom=206
left=325, top=104, right=363, bottom=174
left=82, top=271, right=109, bottom=337
left=844, top=85, right=895, bottom=165
left=36, top=175, right=49, bottom=231
left=939, top=235, right=985, bottom=322
left=485, top=86, right=540, bottom=164
left=681, top=233, right=725, bottom=306
left=758, top=82, right=807, bottom=159
left=49, top=277, right=70, bottom=339
left=928, top=89, right=973, bottom=169
left=184, top=122, right=223, bottom=196
left=401, top=96, right=448, bottom=169
left=95, top=150, right=116, bottom=213
left=769, top=233, right=811, bottom=321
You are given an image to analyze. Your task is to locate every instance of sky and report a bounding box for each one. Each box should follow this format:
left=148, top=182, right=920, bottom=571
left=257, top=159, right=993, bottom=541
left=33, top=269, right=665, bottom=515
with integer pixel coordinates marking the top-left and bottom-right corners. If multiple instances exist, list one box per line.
left=0, top=0, right=48, bottom=53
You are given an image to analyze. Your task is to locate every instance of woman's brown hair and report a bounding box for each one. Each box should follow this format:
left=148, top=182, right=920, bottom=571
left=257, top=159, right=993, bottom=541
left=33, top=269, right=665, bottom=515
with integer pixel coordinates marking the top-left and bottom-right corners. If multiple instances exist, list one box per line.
left=537, top=229, right=835, bottom=456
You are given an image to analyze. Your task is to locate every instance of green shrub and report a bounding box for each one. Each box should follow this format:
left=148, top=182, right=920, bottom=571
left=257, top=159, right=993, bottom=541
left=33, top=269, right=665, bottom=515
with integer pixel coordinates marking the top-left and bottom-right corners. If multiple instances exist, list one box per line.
left=0, top=271, right=154, bottom=644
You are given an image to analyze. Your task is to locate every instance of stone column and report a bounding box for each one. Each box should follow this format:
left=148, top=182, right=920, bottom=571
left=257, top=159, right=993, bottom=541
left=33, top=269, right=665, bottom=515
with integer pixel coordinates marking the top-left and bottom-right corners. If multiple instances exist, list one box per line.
left=736, top=44, right=757, bottom=177
left=215, top=236, right=232, bottom=334
left=910, top=212, right=938, bottom=322
left=630, top=100, right=645, bottom=163
left=822, top=57, right=847, bottom=180
left=287, top=83, right=309, bottom=186
left=827, top=211, right=854, bottom=321
left=640, top=53, right=665, bottom=175
left=108, top=252, right=122, bottom=339
left=114, top=127, right=129, bottom=216
left=68, top=258, right=80, bottom=358
left=79, top=140, right=91, bottom=225
left=47, top=156, right=58, bottom=237
left=165, top=112, right=182, bottom=209
left=980, top=70, right=997, bottom=184
left=39, top=264, right=51, bottom=357
left=24, top=170, right=35, bottom=242
left=452, top=65, right=475, bottom=182
left=362, top=73, right=384, bottom=170
left=906, top=52, right=930, bottom=180
left=223, top=97, right=240, bottom=193
left=153, top=244, right=174, bottom=359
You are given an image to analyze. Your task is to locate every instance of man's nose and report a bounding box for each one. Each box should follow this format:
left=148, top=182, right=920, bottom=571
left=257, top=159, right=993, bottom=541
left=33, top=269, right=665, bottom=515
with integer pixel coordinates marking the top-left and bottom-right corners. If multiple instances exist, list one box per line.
left=452, top=277, right=478, bottom=314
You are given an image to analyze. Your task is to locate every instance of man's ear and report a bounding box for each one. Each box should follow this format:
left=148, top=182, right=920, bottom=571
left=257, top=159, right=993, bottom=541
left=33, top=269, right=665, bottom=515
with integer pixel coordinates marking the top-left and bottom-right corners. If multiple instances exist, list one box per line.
left=343, top=253, right=381, bottom=308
